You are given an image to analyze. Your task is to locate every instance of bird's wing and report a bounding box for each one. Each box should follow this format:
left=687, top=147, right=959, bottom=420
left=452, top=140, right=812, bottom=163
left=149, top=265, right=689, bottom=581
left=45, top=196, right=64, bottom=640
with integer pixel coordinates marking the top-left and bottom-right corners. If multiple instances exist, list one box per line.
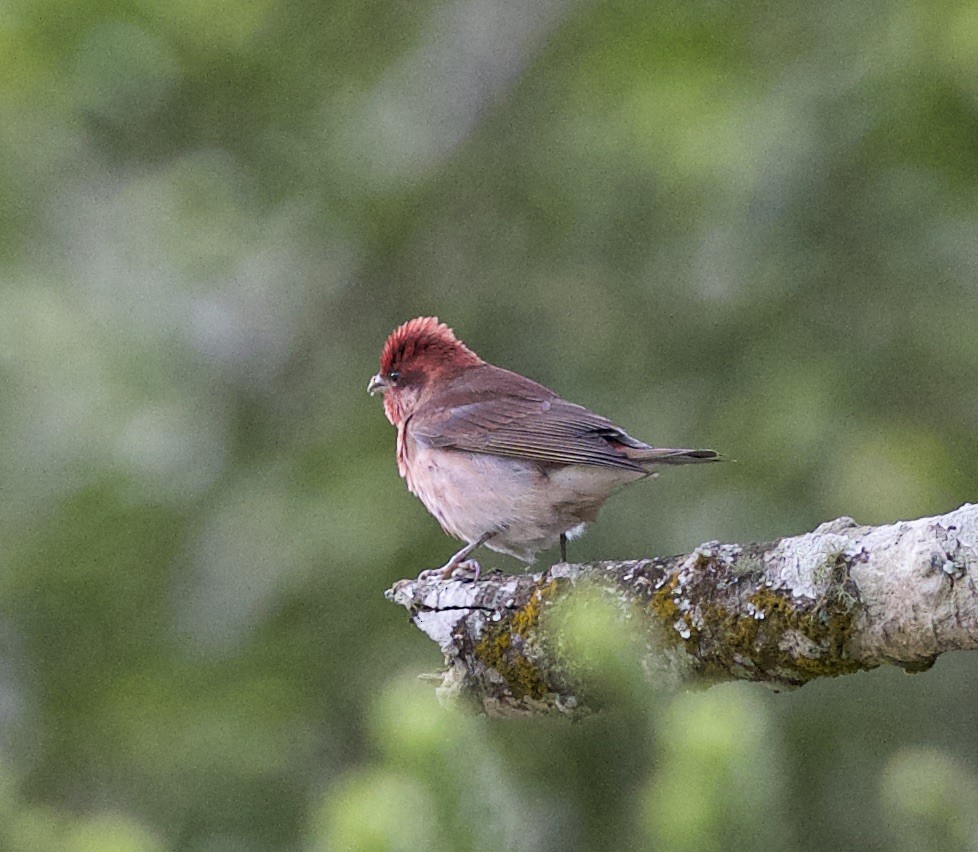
left=410, top=366, right=717, bottom=471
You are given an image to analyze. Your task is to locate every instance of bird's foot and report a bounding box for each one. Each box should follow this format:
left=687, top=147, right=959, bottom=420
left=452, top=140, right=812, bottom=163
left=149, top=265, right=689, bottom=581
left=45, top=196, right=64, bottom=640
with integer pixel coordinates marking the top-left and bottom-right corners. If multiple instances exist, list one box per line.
left=418, top=559, right=483, bottom=582
left=443, top=558, right=482, bottom=582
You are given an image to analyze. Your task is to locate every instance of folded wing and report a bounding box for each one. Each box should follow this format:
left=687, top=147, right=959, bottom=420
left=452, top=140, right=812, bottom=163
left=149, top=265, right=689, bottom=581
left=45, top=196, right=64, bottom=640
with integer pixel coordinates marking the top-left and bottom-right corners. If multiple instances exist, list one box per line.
left=410, top=365, right=719, bottom=472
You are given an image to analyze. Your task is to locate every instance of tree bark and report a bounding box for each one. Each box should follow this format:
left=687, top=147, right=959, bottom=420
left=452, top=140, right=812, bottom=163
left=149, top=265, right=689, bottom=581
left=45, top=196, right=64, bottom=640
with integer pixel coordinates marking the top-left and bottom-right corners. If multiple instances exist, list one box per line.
left=385, top=504, right=978, bottom=717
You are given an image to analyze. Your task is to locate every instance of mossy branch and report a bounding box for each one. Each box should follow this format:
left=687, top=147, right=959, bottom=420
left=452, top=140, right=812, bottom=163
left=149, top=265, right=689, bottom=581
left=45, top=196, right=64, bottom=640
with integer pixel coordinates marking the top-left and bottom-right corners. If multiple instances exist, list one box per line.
left=385, top=504, right=978, bottom=717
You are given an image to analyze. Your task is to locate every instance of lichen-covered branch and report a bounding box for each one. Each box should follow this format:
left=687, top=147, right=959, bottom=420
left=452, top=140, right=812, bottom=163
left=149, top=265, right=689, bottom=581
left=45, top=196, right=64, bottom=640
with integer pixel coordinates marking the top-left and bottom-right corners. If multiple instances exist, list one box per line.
left=385, top=504, right=978, bottom=717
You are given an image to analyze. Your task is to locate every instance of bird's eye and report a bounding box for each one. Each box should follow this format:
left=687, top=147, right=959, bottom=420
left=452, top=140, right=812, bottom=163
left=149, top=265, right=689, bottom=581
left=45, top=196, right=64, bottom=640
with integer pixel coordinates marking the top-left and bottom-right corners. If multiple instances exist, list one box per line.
left=389, top=371, right=400, bottom=382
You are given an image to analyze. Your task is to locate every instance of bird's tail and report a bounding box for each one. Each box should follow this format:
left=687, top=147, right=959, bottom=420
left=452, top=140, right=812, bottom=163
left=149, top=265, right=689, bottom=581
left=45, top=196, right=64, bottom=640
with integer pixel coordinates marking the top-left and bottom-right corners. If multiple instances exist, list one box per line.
left=626, top=447, right=722, bottom=466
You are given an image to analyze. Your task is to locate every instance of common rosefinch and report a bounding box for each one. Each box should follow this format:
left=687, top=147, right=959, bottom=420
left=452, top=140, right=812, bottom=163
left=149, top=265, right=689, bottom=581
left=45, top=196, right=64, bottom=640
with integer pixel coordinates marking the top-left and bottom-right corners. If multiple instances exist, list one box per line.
left=369, top=317, right=719, bottom=578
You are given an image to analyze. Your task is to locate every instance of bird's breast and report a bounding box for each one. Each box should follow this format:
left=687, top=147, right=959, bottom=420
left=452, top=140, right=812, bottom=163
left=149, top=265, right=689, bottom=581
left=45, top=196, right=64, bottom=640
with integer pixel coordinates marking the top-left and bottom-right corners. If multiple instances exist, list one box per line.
left=395, top=422, right=410, bottom=481
left=400, top=438, right=540, bottom=541
left=397, top=428, right=646, bottom=561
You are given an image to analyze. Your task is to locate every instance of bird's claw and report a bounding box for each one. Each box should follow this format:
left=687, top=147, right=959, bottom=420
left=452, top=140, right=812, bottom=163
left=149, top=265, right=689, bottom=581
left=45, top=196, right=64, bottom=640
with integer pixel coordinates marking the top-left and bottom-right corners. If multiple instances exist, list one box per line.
left=418, top=559, right=483, bottom=583
left=443, top=559, right=482, bottom=582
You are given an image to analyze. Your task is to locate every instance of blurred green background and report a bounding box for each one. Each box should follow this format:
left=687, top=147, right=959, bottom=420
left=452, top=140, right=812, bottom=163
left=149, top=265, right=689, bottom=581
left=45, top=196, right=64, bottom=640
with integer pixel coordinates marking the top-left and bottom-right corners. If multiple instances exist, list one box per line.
left=3, top=0, right=978, bottom=848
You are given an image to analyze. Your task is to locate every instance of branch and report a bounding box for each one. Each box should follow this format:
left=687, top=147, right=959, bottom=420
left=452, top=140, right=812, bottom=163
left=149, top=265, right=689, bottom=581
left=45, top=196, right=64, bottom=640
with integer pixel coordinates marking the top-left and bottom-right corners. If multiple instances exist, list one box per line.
left=385, top=504, right=978, bottom=717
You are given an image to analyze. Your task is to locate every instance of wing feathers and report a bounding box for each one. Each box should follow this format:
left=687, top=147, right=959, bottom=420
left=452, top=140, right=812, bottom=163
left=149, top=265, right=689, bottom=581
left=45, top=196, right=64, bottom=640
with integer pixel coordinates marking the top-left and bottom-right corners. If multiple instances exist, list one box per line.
left=409, top=365, right=718, bottom=471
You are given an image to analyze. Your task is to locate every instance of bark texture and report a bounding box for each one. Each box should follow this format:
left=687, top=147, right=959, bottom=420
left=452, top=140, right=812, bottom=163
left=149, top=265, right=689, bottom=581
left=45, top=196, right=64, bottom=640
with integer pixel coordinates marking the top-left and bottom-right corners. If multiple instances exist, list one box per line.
left=385, top=504, right=978, bottom=717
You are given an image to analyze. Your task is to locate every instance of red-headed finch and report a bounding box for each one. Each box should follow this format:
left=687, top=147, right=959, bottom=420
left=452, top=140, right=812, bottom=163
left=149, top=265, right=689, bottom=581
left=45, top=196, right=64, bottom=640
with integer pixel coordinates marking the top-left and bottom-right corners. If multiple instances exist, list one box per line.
left=369, top=317, right=720, bottom=578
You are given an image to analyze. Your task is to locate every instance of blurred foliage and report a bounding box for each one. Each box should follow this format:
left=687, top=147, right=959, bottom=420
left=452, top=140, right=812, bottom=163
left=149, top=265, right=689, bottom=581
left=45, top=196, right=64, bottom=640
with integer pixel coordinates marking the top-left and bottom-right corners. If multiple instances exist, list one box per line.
left=881, top=747, right=978, bottom=851
left=2, top=0, right=978, bottom=847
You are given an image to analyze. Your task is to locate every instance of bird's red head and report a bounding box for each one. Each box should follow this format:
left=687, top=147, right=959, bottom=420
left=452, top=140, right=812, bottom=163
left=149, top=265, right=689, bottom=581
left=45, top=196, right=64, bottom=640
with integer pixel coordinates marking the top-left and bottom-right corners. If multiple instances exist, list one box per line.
left=369, top=317, right=483, bottom=425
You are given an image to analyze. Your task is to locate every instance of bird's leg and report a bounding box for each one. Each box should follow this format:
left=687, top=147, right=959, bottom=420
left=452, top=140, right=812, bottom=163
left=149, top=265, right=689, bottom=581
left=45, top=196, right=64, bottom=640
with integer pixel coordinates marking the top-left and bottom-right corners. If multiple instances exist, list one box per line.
left=417, top=532, right=495, bottom=582
left=440, top=531, right=494, bottom=580
left=560, top=533, right=568, bottom=563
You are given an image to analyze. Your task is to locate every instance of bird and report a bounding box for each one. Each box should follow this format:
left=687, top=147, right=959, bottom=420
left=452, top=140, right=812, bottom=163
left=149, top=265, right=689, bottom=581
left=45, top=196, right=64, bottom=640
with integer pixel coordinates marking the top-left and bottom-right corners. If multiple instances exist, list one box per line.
left=368, top=317, right=720, bottom=579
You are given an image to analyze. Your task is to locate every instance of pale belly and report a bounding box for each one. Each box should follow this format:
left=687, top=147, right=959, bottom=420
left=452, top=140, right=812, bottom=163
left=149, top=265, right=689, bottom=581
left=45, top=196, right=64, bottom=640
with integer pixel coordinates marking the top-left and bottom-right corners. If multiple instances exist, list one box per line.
left=400, top=436, right=645, bottom=562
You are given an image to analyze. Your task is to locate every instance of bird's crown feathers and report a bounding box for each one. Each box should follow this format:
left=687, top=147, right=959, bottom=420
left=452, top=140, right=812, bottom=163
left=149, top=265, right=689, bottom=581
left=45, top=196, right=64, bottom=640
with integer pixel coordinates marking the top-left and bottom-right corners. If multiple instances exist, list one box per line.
left=380, top=316, right=482, bottom=375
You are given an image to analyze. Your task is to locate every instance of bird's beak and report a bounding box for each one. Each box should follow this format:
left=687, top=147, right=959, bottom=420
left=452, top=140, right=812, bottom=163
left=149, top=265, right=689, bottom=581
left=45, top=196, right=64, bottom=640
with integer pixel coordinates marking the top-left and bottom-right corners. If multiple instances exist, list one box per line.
left=367, top=374, right=388, bottom=396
